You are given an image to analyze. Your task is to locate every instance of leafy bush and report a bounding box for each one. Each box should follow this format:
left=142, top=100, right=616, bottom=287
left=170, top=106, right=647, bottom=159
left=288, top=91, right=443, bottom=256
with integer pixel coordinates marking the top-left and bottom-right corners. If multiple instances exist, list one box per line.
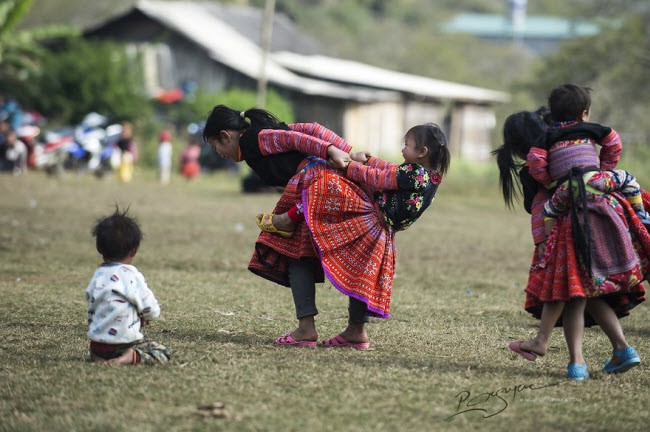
left=26, top=37, right=150, bottom=124
left=159, top=86, right=295, bottom=126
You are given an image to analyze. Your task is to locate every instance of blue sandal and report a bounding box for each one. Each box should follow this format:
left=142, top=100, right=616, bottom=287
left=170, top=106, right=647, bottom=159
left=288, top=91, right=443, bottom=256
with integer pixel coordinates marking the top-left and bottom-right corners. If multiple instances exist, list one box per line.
left=567, top=363, right=589, bottom=380
left=603, top=345, right=640, bottom=374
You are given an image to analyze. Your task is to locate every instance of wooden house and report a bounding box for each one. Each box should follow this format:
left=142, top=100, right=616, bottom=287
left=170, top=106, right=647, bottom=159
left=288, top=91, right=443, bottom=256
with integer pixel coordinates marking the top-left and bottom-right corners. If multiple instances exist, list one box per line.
left=85, top=0, right=509, bottom=161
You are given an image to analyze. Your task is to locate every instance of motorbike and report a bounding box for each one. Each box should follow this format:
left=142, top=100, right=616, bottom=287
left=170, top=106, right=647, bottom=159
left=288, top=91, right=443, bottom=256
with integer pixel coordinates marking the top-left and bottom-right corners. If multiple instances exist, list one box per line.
left=65, top=113, right=122, bottom=177
left=32, top=127, right=74, bottom=175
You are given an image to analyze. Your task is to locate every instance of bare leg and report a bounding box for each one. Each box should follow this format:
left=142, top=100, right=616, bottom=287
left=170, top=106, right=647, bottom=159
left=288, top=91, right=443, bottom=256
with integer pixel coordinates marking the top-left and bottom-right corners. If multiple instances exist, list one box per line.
left=586, top=298, right=629, bottom=364
left=562, top=298, right=586, bottom=365
left=291, top=315, right=318, bottom=342
left=91, top=348, right=137, bottom=365
left=519, top=301, right=565, bottom=356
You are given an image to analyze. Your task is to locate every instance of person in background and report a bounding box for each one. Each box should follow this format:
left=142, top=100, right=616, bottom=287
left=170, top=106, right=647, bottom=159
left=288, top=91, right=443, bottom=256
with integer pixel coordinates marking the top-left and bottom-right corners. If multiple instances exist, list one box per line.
left=180, top=135, right=201, bottom=179
left=157, top=130, right=173, bottom=185
left=116, top=121, right=137, bottom=183
left=3, top=129, right=27, bottom=175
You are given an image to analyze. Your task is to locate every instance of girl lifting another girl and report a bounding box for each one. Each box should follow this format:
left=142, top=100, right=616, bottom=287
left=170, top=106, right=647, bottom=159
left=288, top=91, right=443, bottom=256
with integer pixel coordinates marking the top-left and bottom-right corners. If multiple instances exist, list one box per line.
left=202, top=105, right=449, bottom=349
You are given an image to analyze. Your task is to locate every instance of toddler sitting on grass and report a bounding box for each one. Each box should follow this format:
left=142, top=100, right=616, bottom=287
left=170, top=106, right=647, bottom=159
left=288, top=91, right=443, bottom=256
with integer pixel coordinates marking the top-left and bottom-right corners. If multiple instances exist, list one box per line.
left=85, top=207, right=170, bottom=365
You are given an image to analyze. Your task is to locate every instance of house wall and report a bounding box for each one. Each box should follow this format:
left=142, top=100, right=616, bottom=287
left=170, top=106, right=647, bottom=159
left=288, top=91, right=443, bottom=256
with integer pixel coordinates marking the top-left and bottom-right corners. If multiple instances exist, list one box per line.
left=343, top=102, right=405, bottom=159
left=449, top=104, right=496, bottom=161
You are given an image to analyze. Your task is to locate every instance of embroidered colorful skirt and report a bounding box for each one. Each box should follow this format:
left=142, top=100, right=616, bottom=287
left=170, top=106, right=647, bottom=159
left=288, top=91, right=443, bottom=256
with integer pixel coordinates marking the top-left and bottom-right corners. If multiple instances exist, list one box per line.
left=302, top=169, right=395, bottom=318
left=248, top=160, right=328, bottom=286
left=525, top=191, right=649, bottom=326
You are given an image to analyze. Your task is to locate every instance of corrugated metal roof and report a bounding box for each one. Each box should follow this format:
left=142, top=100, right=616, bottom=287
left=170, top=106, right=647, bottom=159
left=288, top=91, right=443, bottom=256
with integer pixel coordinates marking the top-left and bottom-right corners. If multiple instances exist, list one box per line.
left=272, top=51, right=510, bottom=104
left=136, top=0, right=397, bottom=102
left=442, top=13, right=600, bottom=39
left=135, top=1, right=507, bottom=104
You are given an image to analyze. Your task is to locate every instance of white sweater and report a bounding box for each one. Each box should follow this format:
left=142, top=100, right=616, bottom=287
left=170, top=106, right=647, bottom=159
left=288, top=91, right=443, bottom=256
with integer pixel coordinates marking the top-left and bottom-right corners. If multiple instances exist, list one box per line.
left=85, top=263, right=160, bottom=344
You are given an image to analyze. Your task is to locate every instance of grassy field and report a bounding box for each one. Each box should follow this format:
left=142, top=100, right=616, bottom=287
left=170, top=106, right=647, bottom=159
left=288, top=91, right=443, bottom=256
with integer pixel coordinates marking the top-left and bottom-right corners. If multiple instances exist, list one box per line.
left=1, top=166, right=649, bottom=432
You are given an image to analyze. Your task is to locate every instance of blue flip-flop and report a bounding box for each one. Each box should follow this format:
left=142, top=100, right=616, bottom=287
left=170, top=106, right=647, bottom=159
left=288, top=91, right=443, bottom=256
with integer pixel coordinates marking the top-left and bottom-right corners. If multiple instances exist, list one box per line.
left=603, top=345, right=640, bottom=374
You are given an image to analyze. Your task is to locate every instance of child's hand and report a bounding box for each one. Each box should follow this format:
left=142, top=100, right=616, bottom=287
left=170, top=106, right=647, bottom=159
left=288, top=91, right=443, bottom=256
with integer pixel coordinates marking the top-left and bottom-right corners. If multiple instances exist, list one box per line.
left=327, top=146, right=351, bottom=169
left=139, top=314, right=150, bottom=327
left=350, top=151, right=371, bottom=163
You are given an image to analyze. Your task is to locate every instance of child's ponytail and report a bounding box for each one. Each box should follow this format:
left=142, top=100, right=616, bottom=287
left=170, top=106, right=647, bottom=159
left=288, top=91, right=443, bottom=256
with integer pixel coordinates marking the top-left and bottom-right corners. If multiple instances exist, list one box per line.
left=408, top=123, right=450, bottom=175
left=492, top=110, right=547, bottom=208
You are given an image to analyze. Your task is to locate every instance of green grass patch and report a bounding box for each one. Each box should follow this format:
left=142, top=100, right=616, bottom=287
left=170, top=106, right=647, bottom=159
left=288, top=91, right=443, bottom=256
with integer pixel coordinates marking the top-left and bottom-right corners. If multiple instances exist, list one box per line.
left=1, top=167, right=649, bottom=431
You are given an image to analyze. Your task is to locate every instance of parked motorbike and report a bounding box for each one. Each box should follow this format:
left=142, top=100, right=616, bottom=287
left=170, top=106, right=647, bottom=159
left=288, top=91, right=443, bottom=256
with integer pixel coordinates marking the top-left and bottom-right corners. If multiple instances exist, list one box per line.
left=65, top=113, right=122, bottom=177
left=33, top=127, right=73, bottom=175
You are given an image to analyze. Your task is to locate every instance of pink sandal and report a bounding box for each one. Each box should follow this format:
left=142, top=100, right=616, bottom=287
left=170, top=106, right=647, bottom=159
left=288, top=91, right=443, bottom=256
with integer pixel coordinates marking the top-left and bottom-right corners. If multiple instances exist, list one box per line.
left=274, top=333, right=317, bottom=348
left=322, top=334, right=370, bottom=350
left=508, top=341, right=538, bottom=361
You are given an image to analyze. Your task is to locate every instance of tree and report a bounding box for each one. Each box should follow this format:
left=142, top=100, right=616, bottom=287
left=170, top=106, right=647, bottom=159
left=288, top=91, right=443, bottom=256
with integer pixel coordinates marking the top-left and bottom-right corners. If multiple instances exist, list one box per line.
left=29, top=38, right=151, bottom=124
left=0, top=0, right=76, bottom=100
left=526, top=11, right=650, bottom=151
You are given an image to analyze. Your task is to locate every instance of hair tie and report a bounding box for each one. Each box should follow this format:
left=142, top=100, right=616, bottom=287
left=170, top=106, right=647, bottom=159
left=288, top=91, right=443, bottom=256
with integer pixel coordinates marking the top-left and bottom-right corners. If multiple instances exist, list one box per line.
left=240, top=111, right=246, bottom=119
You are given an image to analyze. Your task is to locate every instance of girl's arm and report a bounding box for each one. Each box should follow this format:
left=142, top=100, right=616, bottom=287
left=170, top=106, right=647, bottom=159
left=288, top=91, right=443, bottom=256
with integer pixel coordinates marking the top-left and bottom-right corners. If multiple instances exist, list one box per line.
left=288, top=123, right=352, bottom=153
left=530, top=189, right=550, bottom=246
left=257, top=129, right=334, bottom=160
left=526, top=148, right=553, bottom=187
left=365, top=156, right=399, bottom=170
left=346, top=160, right=398, bottom=190
left=598, top=129, right=622, bottom=170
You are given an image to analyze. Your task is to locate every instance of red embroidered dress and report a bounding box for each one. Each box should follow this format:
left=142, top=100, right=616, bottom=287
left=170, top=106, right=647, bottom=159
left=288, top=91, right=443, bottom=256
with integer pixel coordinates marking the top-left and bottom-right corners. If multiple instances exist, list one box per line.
left=302, top=158, right=441, bottom=318
left=246, top=123, right=352, bottom=286
left=525, top=123, right=648, bottom=324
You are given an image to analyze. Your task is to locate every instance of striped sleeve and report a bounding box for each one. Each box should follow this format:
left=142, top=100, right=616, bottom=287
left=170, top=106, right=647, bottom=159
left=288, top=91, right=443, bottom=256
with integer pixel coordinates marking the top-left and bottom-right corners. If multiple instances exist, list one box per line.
left=365, top=156, right=399, bottom=171
left=346, top=160, right=399, bottom=190
left=289, top=123, right=352, bottom=152
left=530, top=189, right=550, bottom=245
left=599, top=129, right=621, bottom=170
left=527, top=147, right=553, bottom=187
left=257, top=129, right=331, bottom=159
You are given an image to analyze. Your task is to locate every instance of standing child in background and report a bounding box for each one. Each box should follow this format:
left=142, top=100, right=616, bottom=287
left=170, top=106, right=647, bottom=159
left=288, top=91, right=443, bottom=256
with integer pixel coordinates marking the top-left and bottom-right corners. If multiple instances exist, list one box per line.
left=116, top=122, right=137, bottom=183
left=157, top=130, right=173, bottom=185
left=86, top=207, right=170, bottom=365
left=255, top=123, right=449, bottom=348
left=180, top=135, right=201, bottom=179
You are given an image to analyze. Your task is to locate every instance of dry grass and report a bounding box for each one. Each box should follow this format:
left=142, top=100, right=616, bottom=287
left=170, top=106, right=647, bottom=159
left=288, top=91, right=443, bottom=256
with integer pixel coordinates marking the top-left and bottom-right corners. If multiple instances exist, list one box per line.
left=1, top=167, right=649, bottom=432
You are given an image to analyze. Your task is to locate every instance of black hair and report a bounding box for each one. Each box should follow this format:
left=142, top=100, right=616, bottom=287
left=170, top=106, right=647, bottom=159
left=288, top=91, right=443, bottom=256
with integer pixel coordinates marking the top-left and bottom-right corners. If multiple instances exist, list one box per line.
left=202, top=105, right=284, bottom=142
left=492, top=110, right=547, bottom=208
left=548, top=83, right=592, bottom=122
left=91, top=206, right=142, bottom=262
left=405, top=123, right=450, bottom=175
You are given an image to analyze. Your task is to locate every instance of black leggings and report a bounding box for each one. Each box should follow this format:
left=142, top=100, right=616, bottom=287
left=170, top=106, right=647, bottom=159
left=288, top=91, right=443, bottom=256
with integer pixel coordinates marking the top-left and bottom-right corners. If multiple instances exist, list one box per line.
left=288, top=258, right=369, bottom=324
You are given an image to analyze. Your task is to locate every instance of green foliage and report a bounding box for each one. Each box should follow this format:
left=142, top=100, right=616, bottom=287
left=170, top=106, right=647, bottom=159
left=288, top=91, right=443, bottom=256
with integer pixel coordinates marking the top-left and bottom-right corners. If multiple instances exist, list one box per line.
left=525, top=11, right=650, bottom=151
left=0, top=0, right=77, bottom=101
left=27, top=37, right=150, bottom=124
left=160, top=87, right=295, bottom=126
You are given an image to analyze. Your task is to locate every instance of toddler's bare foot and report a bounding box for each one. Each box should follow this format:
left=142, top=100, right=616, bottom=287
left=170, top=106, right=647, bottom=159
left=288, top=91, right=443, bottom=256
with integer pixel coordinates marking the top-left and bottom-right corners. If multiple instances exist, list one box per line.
left=91, top=348, right=137, bottom=365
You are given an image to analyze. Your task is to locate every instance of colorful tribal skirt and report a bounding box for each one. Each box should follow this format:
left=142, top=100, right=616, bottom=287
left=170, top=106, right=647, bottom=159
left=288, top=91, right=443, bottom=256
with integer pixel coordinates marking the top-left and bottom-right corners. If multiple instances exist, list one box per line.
left=248, top=159, right=328, bottom=286
left=525, top=191, right=649, bottom=326
left=302, top=169, right=395, bottom=318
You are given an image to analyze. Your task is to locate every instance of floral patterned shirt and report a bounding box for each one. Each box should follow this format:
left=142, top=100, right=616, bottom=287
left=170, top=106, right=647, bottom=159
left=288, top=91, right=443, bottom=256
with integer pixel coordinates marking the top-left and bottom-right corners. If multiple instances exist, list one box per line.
left=347, top=158, right=442, bottom=231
